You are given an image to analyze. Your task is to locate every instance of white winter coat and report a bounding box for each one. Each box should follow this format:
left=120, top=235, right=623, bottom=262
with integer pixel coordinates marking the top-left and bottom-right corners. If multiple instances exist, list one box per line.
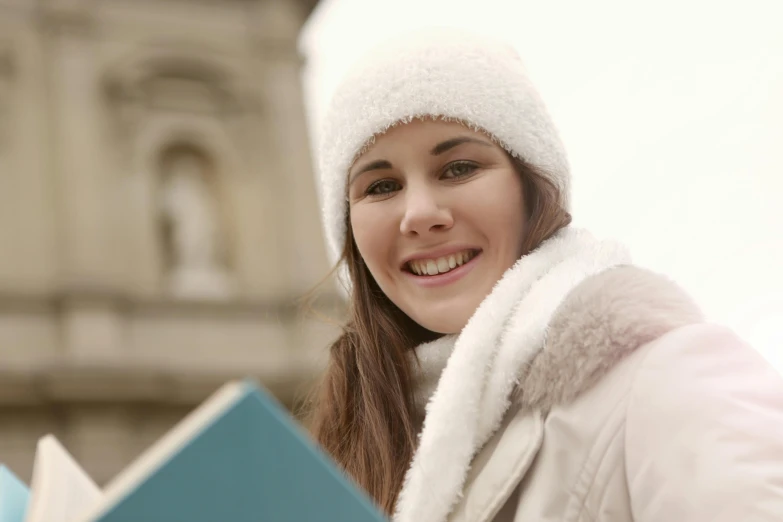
left=395, top=229, right=783, bottom=522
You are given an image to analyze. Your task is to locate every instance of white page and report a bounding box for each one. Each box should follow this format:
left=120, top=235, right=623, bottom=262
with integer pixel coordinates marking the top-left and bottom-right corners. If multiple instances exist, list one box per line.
left=25, top=435, right=102, bottom=522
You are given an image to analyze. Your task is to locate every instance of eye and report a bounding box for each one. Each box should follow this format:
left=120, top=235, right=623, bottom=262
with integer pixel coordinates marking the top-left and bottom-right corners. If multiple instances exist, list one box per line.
left=366, top=179, right=401, bottom=196
left=443, top=161, right=478, bottom=179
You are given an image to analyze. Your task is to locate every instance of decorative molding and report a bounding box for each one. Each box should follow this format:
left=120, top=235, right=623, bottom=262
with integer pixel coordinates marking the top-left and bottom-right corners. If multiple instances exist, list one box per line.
left=0, top=280, right=345, bottom=318
left=0, top=363, right=317, bottom=408
left=0, top=43, right=13, bottom=149
left=102, top=43, right=265, bottom=161
left=38, top=0, right=96, bottom=37
left=103, top=43, right=262, bottom=116
left=0, top=44, right=12, bottom=77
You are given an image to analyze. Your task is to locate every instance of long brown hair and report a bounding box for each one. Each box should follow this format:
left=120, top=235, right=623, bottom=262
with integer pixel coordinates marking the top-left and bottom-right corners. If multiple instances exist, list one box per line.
left=308, top=157, right=571, bottom=514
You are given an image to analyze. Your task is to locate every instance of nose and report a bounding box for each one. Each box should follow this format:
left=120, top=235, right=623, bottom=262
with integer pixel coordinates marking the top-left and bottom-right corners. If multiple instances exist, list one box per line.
left=399, top=185, right=454, bottom=237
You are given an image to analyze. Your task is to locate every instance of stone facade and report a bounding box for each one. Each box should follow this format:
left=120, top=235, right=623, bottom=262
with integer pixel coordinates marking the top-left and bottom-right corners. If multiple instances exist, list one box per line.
left=0, top=0, right=339, bottom=485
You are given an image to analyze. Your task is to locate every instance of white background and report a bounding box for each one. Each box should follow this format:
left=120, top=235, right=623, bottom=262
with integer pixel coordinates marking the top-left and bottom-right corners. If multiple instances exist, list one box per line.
left=298, top=0, right=783, bottom=370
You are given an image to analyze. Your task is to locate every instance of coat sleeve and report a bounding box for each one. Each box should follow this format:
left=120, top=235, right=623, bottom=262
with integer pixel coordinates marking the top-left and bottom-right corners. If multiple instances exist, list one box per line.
left=624, top=323, right=783, bottom=522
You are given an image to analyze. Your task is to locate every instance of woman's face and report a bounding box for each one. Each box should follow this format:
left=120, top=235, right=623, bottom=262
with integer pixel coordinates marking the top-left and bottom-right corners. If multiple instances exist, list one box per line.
left=348, top=119, right=528, bottom=334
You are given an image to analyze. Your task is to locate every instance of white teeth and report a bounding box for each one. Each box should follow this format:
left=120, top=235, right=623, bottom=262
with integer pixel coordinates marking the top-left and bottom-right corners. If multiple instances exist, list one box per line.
left=408, top=250, right=476, bottom=276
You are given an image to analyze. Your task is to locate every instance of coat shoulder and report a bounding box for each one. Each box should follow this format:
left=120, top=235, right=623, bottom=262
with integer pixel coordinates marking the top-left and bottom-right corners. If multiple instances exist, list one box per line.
left=628, top=321, right=783, bottom=411
left=516, top=265, right=704, bottom=410
left=623, top=322, right=783, bottom=520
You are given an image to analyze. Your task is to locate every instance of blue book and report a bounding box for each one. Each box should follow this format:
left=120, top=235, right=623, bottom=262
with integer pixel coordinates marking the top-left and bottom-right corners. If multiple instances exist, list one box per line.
left=0, top=466, right=29, bottom=522
left=60, top=379, right=387, bottom=522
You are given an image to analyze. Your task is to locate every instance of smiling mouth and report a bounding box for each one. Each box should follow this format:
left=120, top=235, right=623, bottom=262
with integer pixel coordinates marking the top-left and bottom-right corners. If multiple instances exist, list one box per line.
left=405, top=249, right=481, bottom=276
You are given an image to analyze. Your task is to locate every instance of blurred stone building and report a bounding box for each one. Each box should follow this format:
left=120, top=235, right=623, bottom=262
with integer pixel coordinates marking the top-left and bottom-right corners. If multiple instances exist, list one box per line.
left=0, top=0, right=340, bottom=485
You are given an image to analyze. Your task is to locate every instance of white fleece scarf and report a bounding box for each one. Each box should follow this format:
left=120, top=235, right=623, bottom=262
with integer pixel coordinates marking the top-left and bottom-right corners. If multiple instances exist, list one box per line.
left=393, top=227, right=631, bottom=522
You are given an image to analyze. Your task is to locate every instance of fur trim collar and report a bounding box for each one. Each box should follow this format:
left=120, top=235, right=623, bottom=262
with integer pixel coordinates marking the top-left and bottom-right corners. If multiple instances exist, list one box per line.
left=394, top=227, right=631, bottom=522
left=516, top=265, right=704, bottom=410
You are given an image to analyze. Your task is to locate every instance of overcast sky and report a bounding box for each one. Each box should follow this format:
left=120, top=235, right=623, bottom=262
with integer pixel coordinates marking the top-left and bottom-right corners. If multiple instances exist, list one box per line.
left=298, top=0, right=783, bottom=369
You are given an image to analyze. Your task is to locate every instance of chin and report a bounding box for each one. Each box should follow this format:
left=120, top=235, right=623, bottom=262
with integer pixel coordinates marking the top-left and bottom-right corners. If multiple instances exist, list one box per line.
left=413, top=314, right=466, bottom=336
left=404, top=298, right=478, bottom=335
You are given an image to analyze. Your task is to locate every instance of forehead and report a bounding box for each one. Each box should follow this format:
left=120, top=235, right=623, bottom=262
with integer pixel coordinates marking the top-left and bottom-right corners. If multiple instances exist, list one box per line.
left=358, top=119, right=491, bottom=158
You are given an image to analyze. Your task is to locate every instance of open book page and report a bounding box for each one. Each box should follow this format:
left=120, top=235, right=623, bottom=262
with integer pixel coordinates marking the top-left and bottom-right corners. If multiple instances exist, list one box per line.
left=24, top=436, right=102, bottom=522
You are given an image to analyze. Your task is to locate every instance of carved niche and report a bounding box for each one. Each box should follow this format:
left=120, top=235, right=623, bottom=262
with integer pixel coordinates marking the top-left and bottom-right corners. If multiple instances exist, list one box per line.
left=102, top=45, right=259, bottom=299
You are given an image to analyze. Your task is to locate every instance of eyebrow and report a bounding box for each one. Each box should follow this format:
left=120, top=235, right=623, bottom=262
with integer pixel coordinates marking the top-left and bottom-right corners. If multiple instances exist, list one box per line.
left=349, top=136, right=493, bottom=184
left=349, top=160, right=393, bottom=184
left=429, top=136, right=492, bottom=156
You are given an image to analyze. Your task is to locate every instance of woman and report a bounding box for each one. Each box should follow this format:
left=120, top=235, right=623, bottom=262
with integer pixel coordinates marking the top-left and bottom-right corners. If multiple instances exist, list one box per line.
left=309, top=28, right=783, bottom=522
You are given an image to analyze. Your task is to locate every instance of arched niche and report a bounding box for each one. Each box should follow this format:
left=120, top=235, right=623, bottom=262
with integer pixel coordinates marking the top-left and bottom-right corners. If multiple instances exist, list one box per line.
left=123, top=110, right=245, bottom=300
left=102, top=43, right=280, bottom=299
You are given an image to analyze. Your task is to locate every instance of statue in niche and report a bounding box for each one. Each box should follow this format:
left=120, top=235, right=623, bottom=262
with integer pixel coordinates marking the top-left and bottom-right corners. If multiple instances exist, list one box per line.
left=158, top=146, right=234, bottom=299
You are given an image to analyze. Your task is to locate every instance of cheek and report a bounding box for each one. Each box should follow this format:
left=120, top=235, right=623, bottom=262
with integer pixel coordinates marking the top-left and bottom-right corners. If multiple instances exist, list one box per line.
left=349, top=206, right=395, bottom=272
left=495, top=182, right=527, bottom=253
left=495, top=189, right=527, bottom=233
left=462, top=173, right=526, bottom=240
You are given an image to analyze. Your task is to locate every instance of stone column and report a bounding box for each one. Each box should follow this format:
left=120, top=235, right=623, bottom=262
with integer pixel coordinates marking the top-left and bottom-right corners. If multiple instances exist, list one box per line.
left=45, top=8, right=119, bottom=291
left=250, top=0, right=332, bottom=297
left=43, top=5, right=125, bottom=360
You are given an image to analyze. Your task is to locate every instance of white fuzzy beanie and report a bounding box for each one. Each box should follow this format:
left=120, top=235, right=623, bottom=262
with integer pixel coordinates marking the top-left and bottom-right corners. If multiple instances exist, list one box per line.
left=317, top=28, right=571, bottom=268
